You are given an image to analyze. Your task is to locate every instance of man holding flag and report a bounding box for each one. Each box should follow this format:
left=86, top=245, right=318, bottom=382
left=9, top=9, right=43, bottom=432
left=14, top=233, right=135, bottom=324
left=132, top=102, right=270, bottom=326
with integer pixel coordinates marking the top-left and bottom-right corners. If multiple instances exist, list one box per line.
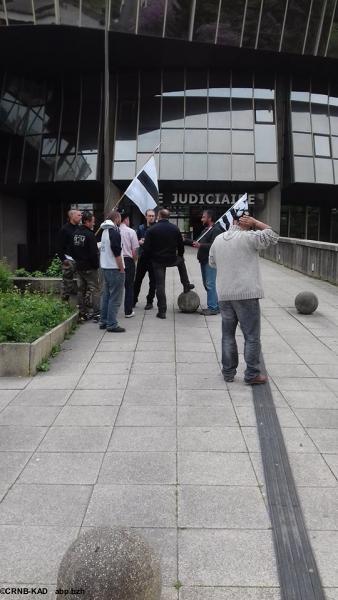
left=192, top=208, right=223, bottom=315
left=209, top=196, right=278, bottom=385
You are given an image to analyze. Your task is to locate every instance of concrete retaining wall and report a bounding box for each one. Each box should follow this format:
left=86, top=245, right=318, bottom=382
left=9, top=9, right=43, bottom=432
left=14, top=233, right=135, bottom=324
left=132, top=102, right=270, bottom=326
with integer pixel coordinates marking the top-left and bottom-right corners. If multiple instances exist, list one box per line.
left=12, top=277, right=78, bottom=295
left=0, top=312, right=78, bottom=377
left=260, top=237, right=338, bottom=285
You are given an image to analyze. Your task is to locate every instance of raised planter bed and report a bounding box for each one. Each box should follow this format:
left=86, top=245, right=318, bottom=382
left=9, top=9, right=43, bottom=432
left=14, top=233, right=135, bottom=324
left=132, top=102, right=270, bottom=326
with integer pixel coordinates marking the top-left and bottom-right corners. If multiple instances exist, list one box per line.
left=0, top=311, right=78, bottom=377
left=12, top=276, right=77, bottom=295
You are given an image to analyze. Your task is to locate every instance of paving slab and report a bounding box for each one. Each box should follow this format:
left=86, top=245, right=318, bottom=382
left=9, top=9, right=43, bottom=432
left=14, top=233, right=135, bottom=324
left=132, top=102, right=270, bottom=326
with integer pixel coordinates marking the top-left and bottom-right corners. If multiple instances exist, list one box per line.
left=67, top=389, right=124, bottom=405
left=108, top=426, right=176, bottom=451
left=177, top=389, right=230, bottom=405
left=123, top=387, right=176, bottom=405
left=18, top=452, right=103, bottom=484
left=39, top=427, right=112, bottom=452
left=9, top=389, right=72, bottom=406
left=98, top=451, right=176, bottom=484
left=0, top=525, right=78, bottom=582
left=116, top=405, right=176, bottom=427
left=0, top=484, right=91, bottom=526
left=52, top=405, right=119, bottom=427
left=0, top=406, right=61, bottom=427
left=299, top=487, right=338, bottom=530
left=283, top=390, right=338, bottom=410
left=83, top=484, right=176, bottom=528
left=307, top=428, right=338, bottom=453
left=0, top=426, right=47, bottom=452
left=0, top=451, right=32, bottom=484
left=0, top=378, right=31, bottom=389
left=180, top=589, right=281, bottom=600
left=76, top=373, right=129, bottom=389
left=178, top=452, right=257, bottom=485
left=177, top=427, right=245, bottom=452
left=178, top=529, right=278, bottom=586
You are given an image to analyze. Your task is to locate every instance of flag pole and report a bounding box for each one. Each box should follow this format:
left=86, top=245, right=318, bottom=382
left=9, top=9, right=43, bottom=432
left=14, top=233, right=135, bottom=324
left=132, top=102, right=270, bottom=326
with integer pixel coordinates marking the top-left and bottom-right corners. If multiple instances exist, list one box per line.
left=95, top=143, right=161, bottom=236
left=111, top=141, right=162, bottom=211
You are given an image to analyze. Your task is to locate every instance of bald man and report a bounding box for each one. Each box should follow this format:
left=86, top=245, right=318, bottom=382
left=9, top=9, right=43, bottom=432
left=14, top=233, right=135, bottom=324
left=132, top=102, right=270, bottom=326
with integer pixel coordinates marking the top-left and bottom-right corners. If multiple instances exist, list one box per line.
left=57, top=208, right=82, bottom=301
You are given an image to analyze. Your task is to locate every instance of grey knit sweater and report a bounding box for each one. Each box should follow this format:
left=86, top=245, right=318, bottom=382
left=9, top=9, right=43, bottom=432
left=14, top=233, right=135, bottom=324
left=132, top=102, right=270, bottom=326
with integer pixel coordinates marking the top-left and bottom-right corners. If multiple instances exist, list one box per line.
left=209, top=226, right=279, bottom=301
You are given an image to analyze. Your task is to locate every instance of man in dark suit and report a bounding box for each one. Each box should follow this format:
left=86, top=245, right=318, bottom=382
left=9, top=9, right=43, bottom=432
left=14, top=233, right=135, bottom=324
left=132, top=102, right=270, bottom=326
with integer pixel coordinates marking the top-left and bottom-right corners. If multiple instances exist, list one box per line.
left=133, top=208, right=156, bottom=310
left=143, top=208, right=194, bottom=319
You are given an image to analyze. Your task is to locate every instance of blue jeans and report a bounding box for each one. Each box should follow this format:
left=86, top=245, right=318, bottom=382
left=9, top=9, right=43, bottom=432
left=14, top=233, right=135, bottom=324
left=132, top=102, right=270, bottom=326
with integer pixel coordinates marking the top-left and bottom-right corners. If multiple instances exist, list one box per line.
left=219, top=299, right=261, bottom=381
left=100, top=269, right=125, bottom=329
left=200, top=262, right=219, bottom=311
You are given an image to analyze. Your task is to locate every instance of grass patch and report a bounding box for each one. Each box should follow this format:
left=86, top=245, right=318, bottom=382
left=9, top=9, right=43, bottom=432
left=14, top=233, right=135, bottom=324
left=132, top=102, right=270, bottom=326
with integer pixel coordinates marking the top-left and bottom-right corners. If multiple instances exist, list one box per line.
left=0, top=289, right=74, bottom=343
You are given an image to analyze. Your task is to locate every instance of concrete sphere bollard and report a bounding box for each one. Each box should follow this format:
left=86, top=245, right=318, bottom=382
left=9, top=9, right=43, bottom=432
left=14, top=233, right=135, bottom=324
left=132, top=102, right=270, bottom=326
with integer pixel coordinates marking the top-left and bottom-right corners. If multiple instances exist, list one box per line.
left=295, top=291, right=319, bottom=314
left=177, top=290, right=200, bottom=313
left=56, top=528, right=161, bottom=600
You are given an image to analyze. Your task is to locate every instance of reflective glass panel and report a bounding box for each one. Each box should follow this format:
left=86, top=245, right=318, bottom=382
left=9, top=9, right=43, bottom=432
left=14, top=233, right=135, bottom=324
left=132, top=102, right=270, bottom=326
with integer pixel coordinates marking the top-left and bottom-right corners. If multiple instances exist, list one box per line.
left=162, top=70, right=184, bottom=128
left=110, top=0, right=137, bottom=33
left=293, top=156, right=315, bottom=181
left=184, top=154, right=207, bottom=180
left=217, top=0, right=246, bottom=46
left=282, top=0, right=310, bottom=53
left=185, top=129, right=207, bottom=152
left=114, top=140, right=137, bottom=161
left=331, top=136, right=338, bottom=158
left=139, top=71, right=161, bottom=132
left=291, top=102, right=311, bottom=132
left=258, top=0, right=287, bottom=51
left=255, top=100, right=274, bottom=122
left=0, top=0, right=7, bottom=25
left=137, top=153, right=159, bottom=173
left=193, top=0, right=219, bottom=43
left=209, top=71, right=231, bottom=129
left=255, top=124, right=276, bottom=162
left=292, top=132, right=313, bottom=155
left=33, top=0, right=56, bottom=24
left=185, top=70, right=207, bottom=128
left=304, top=0, right=325, bottom=54
left=43, top=81, right=61, bottom=135
left=160, top=153, right=183, bottom=179
left=290, top=206, right=306, bottom=238
left=41, top=135, right=57, bottom=155
left=334, top=160, right=338, bottom=184
left=311, top=102, right=329, bottom=134
left=78, top=75, right=101, bottom=153
left=60, top=0, right=80, bottom=25
left=77, top=153, right=97, bottom=180
left=232, top=154, right=255, bottom=180
left=327, top=2, right=338, bottom=57
left=0, top=133, right=9, bottom=182
left=161, top=129, right=184, bottom=152
left=138, top=0, right=165, bottom=36
left=208, top=153, right=231, bottom=180
left=315, top=157, right=333, bottom=182
left=115, top=71, right=138, bottom=161
left=21, top=136, right=39, bottom=182
left=232, top=130, right=254, bottom=154
left=38, top=155, right=55, bottom=181
left=317, top=0, right=336, bottom=55
left=7, top=0, right=33, bottom=24
left=113, top=161, right=136, bottom=179
left=81, top=0, right=105, bottom=28
left=165, top=0, right=191, bottom=40
left=138, top=129, right=160, bottom=152
left=208, top=130, right=231, bottom=153
left=256, top=162, right=278, bottom=181
left=7, top=136, right=24, bottom=183
left=231, top=100, right=253, bottom=129
left=307, top=206, right=320, bottom=240
left=314, top=134, right=331, bottom=156
left=242, top=0, right=263, bottom=48
left=60, top=78, right=80, bottom=155
left=280, top=206, right=289, bottom=237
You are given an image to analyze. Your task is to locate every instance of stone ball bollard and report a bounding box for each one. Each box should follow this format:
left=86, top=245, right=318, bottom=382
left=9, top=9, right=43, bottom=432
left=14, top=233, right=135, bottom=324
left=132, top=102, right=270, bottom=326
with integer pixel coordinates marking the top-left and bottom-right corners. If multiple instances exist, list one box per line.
left=177, top=290, right=200, bottom=313
left=56, top=528, right=161, bottom=600
left=295, top=291, right=319, bottom=314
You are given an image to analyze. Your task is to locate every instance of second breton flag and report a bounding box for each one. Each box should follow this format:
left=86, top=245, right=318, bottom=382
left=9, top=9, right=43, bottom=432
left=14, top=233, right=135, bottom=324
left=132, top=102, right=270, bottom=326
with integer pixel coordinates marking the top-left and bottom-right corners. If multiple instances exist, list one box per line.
left=124, top=157, right=158, bottom=215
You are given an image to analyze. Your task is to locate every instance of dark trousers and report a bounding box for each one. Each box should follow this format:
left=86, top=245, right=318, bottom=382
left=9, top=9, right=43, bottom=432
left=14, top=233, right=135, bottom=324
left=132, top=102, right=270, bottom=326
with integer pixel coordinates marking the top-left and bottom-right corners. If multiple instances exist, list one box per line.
left=76, top=269, right=100, bottom=317
left=124, top=257, right=136, bottom=316
left=152, top=256, right=190, bottom=314
left=134, top=255, right=156, bottom=304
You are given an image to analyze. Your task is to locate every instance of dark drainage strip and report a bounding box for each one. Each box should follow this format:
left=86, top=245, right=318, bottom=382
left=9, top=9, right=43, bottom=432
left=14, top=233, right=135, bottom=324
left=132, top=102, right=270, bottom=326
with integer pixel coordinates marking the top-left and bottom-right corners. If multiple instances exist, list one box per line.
left=252, top=360, right=326, bottom=600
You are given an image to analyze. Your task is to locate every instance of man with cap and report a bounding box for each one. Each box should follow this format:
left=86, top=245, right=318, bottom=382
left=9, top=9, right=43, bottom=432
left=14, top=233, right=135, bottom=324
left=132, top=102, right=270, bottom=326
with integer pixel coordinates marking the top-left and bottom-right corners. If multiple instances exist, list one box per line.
left=209, top=213, right=278, bottom=385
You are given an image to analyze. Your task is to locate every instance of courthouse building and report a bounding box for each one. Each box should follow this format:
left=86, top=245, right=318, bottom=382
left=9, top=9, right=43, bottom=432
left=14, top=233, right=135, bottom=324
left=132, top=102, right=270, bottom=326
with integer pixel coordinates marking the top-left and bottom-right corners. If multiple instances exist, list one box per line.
left=1, top=0, right=338, bottom=268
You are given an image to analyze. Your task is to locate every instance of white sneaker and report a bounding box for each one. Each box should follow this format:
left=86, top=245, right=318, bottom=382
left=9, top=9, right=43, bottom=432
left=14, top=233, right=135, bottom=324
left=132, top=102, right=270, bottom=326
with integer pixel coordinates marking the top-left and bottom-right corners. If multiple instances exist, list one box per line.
left=125, top=311, right=135, bottom=318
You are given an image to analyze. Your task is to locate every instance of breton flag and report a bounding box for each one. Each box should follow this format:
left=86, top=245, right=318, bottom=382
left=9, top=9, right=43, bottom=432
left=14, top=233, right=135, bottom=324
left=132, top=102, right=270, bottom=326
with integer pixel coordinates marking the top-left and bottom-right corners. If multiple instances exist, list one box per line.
left=124, top=156, right=158, bottom=215
left=196, top=193, right=249, bottom=242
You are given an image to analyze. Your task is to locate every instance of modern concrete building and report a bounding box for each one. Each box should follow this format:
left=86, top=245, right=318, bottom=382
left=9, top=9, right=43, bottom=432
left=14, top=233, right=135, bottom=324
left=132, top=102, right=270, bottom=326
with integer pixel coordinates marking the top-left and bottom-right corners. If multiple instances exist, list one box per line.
left=1, top=0, right=338, bottom=268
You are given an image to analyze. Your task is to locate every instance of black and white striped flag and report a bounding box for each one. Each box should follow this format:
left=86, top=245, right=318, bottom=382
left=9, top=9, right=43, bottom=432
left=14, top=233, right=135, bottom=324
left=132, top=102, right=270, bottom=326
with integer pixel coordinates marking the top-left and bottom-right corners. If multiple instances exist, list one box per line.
left=124, top=157, right=158, bottom=215
left=196, top=193, right=249, bottom=242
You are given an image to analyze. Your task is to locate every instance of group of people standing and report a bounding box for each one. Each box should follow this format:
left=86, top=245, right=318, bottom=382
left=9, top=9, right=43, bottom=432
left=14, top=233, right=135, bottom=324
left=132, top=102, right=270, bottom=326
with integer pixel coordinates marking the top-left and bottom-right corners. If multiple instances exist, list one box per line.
left=58, top=204, right=279, bottom=385
left=57, top=206, right=194, bottom=332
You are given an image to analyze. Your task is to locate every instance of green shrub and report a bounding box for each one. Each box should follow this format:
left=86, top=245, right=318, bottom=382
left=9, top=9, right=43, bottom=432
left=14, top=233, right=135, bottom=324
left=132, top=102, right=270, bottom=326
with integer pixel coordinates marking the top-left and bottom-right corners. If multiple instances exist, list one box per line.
left=31, top=270, right=44, bottom=278
left=14, top=268, right=31, bottom=277
left=0, top=289, right=74, bottom=343
left=45, top=256, right=63, bottom=277
left=0, top=260, right=13, bottom=292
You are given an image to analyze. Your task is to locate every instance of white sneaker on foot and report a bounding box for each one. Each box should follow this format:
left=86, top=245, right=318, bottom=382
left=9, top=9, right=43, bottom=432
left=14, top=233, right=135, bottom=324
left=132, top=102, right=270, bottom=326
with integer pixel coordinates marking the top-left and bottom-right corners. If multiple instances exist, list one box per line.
left=125, top=311, right=135, bottom=318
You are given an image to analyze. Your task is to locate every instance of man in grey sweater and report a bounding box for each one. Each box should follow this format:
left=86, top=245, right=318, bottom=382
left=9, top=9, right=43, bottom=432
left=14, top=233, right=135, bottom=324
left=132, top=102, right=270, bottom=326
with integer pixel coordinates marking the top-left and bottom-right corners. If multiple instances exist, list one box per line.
left=209, top=214, right=278, bottom=385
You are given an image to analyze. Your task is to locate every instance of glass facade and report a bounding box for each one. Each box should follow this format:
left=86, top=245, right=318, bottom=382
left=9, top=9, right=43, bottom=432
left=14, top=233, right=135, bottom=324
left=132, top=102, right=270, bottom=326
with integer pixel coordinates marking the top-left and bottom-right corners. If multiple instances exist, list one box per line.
left=2, top=1, right=338, bottom=60
left=290, top=78, right=338, bottom=184
left=0, top=73, right=102, bottom=183
left=113, top=68, right=278, bottom=183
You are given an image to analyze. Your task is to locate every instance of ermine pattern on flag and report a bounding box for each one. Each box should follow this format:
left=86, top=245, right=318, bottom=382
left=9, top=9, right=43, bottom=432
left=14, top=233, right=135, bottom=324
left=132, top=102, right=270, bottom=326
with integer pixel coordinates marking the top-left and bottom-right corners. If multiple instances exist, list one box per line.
left=196, top=193, right=249, bottom=242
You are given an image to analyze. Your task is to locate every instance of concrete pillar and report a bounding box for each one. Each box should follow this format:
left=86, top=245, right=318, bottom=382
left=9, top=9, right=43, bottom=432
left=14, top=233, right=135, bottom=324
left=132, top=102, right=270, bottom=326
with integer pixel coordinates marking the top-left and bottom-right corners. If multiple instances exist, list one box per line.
left=0, top=193, right=27, bottom=268
left=255, top=184, right=281, bottom=234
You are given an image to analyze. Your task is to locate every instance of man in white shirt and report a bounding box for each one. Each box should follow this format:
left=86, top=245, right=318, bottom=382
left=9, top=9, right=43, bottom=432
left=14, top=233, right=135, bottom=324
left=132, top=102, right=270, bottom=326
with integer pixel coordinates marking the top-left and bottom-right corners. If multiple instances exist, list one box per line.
left=99, top=210, right=125, bottom=333
left=119, top=212, right=139, bottom=318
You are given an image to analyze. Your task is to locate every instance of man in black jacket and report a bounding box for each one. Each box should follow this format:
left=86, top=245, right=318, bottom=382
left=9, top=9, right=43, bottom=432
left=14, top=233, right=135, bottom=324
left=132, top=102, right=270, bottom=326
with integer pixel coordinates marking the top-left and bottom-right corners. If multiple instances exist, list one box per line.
left=71, top=210, right=100, bottom=321
left=143, top=208, right=194, bottom=319
left=133, top=208, right=156, bottom=310
left=193, top=209, right=223, bottom=315
left=57, top=209, right=82, bottom=301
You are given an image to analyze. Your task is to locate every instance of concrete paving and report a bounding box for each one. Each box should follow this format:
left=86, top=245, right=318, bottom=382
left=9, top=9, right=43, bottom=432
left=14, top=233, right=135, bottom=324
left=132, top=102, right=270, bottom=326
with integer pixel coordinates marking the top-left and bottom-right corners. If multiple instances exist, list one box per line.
left=1, top=248, right=338, bottom=598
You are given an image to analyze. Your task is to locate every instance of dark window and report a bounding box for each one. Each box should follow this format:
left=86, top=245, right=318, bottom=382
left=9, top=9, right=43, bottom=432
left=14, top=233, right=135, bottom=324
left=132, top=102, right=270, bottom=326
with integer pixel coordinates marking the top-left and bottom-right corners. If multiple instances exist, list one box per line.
left=314, top=134, right=331, bottom=157
left=304, top=0, right=325, bottom=54
left=255, top=100, right=274, bottom=123
left=165, top=0, right=191, bottom=40
left=7, top=136, right=24, bottom=183
left=111, top=0, right=137, bottom=32
left=209, top=70, right=231, bottom=129
left=317, top=0, right=336, bottom=56
left=185, top=70, right=208, bottom=128
left=21, top=136, right=39, bottom=182
left=78, top=75, right=101, bottom=153
left=290, top=206, right=306, bottom=238
left=327, top=2, right=338, bottom=57
left=280, top=206, right=289, bottom=237
left=242, top=0, right=263, bottom=48
left=81, top=0, right=105, bottom=28
left=0, top=133, right=9, bottom=182
left=217, top=0, right=246, bottom=46
left=257, top=0, right=287, bottom=51
left=307, top=207, right=320, bottom=240
left=162, top=70, right=184, bottom=128
left=193, top=0, right=219, bottom=43
left=114, top=71, right=138, bottom=161
left=60, top=0, right=80, bottom=25
left=138, top=0, right=166, bottom=36
left=282, top=0, right=310, bottom=53
left=33, top=0, right=56, bottom=23
left=41, top=135, right=57, bottom=156
left=7, top=0, right=33, bottom=24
